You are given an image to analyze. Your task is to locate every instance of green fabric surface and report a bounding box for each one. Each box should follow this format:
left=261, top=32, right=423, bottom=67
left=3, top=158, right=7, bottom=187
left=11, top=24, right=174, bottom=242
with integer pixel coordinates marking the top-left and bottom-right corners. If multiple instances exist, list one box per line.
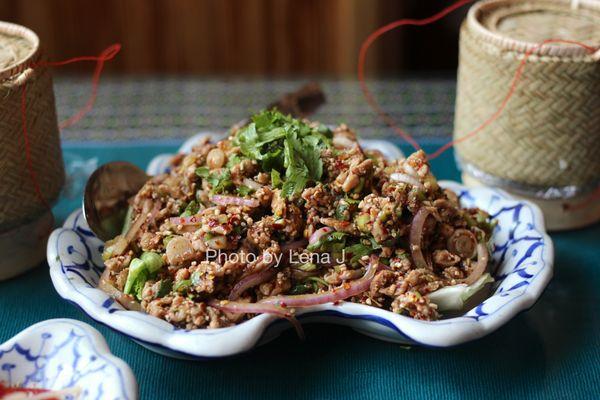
left=1, top=142, right=598, bottom=400
left=54, top=78, right=455, bottom=142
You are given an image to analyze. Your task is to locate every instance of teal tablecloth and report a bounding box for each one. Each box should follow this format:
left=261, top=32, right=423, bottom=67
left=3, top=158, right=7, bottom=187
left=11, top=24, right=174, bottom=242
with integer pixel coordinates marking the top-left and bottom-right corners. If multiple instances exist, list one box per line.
left=1, top=141, right=598, bottom=400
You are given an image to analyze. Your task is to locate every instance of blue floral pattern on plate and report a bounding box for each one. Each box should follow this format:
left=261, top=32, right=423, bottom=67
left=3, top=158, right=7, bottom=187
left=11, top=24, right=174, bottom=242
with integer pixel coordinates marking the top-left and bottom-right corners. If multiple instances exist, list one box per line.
left=0, top=319, right=137, bottom=399
left=47, top=135, right=553, bottom=359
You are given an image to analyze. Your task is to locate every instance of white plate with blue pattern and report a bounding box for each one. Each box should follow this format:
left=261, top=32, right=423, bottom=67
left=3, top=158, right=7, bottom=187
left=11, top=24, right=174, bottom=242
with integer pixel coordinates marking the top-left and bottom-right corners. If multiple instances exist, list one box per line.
left=0, top=319, right=137, bottom=399
left=47, top=133, right=553, bottom=359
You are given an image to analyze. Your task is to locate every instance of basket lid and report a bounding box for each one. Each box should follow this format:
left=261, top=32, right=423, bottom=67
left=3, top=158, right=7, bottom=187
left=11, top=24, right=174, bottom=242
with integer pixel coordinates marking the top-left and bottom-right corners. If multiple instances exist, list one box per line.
left=0, top=21, right=40, bottom=81
left=468, top=0, right=600, bottom=59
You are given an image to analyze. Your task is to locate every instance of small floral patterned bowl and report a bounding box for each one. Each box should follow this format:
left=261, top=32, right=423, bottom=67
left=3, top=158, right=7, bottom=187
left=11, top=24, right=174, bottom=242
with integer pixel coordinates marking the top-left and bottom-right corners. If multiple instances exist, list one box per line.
left=47, top=134, right=553, bottom=359
left=0, top=319, right=137, bottom=399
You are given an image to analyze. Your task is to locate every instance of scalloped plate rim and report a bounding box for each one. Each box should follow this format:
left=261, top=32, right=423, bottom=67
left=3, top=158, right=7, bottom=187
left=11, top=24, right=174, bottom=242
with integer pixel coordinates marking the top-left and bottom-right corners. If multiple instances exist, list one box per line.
left=0, top=318, right=137, bottom=398
left=47, top=134, right=554, bottom=358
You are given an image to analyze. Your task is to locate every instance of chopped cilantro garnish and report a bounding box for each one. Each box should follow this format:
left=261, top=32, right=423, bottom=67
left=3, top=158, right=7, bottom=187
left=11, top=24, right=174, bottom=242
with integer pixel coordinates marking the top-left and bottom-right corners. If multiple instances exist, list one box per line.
left=271, top=169, right=282, bottom=188
left=233, top=110, right=331, bottom=198
left=306, top=276, right=329, bottom=287
left=209, top=170, right=233, bottom=194
left=226, top=154, right=243, bottom=168
left=195, top=167, right=210, bottom=178
left=180, top=200, right=199, bottom=217
left=156, top=279, right=173, bottom=298
left=174, top=279, right=192, bottom=293
left=307, top=231, right=347, bottom=252
left=290, top=282, right=314, bottom=295
left=345, top=243, right=374, bottom=265
left=196, top=167, right=233, bottom=194
left=236, top=185, right=254, bottom=196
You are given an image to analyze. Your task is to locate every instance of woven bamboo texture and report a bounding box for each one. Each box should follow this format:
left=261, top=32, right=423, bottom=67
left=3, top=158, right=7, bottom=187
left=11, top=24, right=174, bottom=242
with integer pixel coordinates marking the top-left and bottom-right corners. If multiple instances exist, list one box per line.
left=454, top=0, right=600, bottom=190
left=0, top=21, right=64, bottom=231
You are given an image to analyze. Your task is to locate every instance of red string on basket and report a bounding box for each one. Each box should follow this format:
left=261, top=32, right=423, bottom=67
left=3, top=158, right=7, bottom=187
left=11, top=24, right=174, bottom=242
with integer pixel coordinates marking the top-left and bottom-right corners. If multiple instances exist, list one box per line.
left=357, top=1, right=598, bottom=160
left=358, top=1, right=599, bottom=211
left=563, top=189, right=600, bottom=211
left=20, top=44, right=121, bottom=209
left=428, top=38, right=597, bottom=160
left=357, top=0, right=474, bottom=153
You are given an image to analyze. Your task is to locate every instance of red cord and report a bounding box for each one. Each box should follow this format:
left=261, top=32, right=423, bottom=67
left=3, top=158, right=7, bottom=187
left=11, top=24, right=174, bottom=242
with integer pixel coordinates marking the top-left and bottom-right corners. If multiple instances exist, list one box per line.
left=20, top=83, right=50, bottom=210
left=20, top=43, right=121, bottom=208
left=357, top=0, right=474, bottom=152
left=563, top=188, right=600, bottom=211
left=428, top=39, right=597, bottom=160
left=357, top=1, right=600, bottom=211
left=34, top=43, right=122, bottom=128
left=357, top=2, right=598, bottom=161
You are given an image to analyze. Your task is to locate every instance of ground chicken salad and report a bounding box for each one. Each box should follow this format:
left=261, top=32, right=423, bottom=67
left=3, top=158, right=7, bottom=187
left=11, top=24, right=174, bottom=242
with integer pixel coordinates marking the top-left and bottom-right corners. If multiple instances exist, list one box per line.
left=100, top=110, right=496, bottom=332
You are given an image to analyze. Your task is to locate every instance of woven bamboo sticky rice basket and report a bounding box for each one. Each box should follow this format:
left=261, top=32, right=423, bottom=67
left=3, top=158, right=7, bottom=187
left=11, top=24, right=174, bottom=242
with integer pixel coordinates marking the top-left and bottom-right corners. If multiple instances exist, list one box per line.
left=0, top=21, right=64, bottom=278
left=454, top=0, right=600, bottom=230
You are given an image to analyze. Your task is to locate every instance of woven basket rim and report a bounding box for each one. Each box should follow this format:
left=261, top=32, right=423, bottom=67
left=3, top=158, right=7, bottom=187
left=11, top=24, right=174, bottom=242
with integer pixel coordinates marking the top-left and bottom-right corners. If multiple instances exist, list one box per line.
left=0, top=20, right=40, bottom=81
left=467, top=0, right=600, bottom=60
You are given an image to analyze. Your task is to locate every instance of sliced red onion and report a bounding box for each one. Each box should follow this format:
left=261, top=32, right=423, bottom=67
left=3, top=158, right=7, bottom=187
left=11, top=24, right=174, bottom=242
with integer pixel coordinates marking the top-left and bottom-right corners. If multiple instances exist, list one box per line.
left=409, top=207, right=431, bottom=269
left=308, top=226, right=333, bottom=246
left=242, top=177, right=263, bottom=191
left=229, top=268, right=276, bottom=300
left=169, top=214, right=202, bottom=226
left=211, top=195, right=259, bottom=208
left=461, top=243, right=489, bottom=285
left=209, top=299, right=292, bottom=317
left=208, top=299, right=304, bottom=339
left=259, top=256, right=379, bottom=307
left=390, top=172, right=423, bottom=188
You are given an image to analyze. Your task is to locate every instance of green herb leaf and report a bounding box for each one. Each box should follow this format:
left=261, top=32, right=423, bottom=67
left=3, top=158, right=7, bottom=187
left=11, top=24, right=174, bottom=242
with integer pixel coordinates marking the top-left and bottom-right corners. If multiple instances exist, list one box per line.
left=174, top=279, right=192, bottom=293
left=226, top=154, right=242, bottom=168
left=180, top=200, right=200, bottom=217
left=232, top=110, right=330, bottom=198
left=345, top=243, right=375, bottom=265
left=236, top=185, right=254, bottom=196
left=195, top=167, right=210, bottom=178
left=290, top=282, right=313, bottom=295
left=307, top=231, right=348, bottom=252
left=271, top=169, right=282, bottom=188
left=191, top=271, right=202, bottom=286
left=281, top=166, right=308, bottom=198
left=306, top=276, right=329, bottom=287
left=207, top=169, right=233, bottom=194
left=156, top=279, right=173, bottom=298
left=124, top=258, right=148, bottom=300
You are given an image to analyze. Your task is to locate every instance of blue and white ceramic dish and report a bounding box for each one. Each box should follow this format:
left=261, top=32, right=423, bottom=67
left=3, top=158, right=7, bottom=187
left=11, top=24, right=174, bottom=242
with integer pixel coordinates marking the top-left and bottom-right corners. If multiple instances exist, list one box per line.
left=0, top=319, right=137, bottom=399
left=47, top=133, right=554, bottom=359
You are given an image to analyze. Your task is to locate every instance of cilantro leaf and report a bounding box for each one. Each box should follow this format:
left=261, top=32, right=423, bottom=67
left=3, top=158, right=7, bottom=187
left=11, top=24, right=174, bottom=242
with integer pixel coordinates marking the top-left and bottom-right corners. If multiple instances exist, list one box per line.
left=226, top=154, right=242, bottom=168
left=181, top=200, right=199, bottom=217
left=271, top=169, right=282, bottom=188
left=345, top=243, right=375, bottom=265
left=209, top=169, right=233, bottom=194
left=195, top=167, right=210, bottom=178
left=307, top=231, right=348, bottom=252
left=232, top=109, right=330, bottom=198
left=237, top=185, right=254, bottom=196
